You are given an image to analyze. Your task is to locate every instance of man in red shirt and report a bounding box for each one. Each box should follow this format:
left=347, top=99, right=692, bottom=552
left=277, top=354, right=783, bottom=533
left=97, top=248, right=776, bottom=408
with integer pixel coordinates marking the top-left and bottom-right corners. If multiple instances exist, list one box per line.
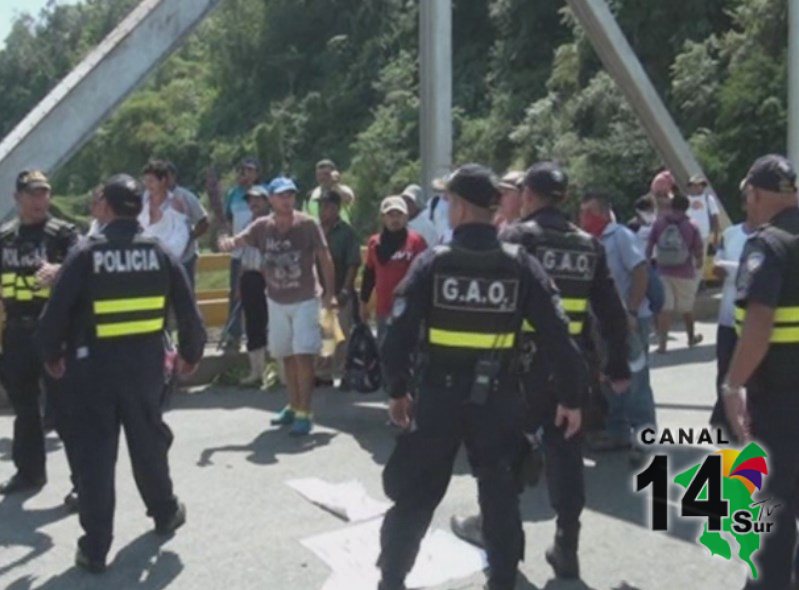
left=360, top=196, right=427, bottom=341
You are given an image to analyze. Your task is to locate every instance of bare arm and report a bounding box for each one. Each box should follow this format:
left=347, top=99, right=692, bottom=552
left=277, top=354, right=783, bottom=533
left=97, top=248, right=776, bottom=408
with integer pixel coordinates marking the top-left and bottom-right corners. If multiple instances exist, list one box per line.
left=316, top=246, right=337, bottom=306
left=628, top=262, right=648, bottom=312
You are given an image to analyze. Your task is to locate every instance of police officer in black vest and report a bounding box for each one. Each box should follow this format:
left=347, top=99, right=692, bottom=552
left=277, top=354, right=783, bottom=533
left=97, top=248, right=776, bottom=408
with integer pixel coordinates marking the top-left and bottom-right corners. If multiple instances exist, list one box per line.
left=378, top=164, right=588, bottom=590
left=723, top=155, right=799, bottom=590
left=0, top=170, right=80, bottom=502
left=451, top=162, right=630, bottom=579
left=37, top=174, right=206, bottom=572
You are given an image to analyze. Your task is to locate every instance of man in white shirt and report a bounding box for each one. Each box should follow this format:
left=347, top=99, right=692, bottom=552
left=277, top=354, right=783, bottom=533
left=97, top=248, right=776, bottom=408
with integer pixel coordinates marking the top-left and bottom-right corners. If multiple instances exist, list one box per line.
left=709, top=183, right=754, bottom=438
left=400, top=184, right=438, bottom=247
left=166, top=162, right=209, bottom=288
left=686, top=174, right=720, bottom=249
left=139, top=160, right=190, bottom=260
left=428, top=175, right=453, bottom=244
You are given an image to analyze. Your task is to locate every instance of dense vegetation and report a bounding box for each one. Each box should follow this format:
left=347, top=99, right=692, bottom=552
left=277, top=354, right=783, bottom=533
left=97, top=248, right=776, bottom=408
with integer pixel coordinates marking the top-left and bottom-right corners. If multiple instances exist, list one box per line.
left=0, top=0, right=788, bottom=232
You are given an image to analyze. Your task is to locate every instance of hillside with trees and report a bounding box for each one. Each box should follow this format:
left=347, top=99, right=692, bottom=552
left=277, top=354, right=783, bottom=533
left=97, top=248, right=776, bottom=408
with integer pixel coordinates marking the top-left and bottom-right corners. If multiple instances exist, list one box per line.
left=0, top=0, right=788, bottom=232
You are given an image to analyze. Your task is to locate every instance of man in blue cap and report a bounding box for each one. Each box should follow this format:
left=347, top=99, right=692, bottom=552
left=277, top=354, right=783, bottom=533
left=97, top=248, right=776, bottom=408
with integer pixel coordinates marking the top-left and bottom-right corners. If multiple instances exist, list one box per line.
left=220, top=177, right=337, bottom=436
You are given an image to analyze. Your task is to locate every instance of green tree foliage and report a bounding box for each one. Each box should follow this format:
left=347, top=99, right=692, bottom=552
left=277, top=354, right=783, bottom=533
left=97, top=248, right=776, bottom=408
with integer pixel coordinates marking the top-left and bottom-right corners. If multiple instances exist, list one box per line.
left=0, top=0, right=789, bottom=230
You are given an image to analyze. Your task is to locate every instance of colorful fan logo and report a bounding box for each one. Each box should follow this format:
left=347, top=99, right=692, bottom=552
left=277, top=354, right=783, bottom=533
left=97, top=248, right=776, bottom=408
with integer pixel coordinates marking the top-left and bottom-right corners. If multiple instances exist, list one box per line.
left=716, top=444, right=769, bottom=496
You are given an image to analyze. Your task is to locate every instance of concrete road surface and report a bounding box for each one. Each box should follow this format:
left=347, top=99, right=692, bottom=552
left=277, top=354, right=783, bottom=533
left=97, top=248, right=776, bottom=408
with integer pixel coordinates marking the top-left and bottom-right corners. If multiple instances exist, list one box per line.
left=0, top=321, right=753, bottom=589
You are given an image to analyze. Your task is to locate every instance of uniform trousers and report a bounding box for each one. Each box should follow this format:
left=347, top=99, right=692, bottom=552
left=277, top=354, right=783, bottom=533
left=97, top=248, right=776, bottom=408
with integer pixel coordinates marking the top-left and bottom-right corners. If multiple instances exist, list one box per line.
left=379, top=374, right=525, bottom=588
left=2, top=321, right=79, bottom=484
left=745, top=389, right=799, bottom=590
left=73, top=339, right=178, bottom=561
left=523, top=375, right=585, bottom=533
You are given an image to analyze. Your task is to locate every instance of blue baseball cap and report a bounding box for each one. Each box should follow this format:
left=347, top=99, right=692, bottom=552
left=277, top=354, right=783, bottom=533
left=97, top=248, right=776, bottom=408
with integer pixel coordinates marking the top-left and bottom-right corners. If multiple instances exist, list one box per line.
left=269, top=177, right=298, bottom=195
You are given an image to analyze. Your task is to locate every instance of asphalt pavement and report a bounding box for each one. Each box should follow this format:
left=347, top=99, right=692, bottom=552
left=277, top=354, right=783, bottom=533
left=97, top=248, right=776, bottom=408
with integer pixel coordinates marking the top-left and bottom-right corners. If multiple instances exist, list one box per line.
left=0, top=321, right=751, bottom=589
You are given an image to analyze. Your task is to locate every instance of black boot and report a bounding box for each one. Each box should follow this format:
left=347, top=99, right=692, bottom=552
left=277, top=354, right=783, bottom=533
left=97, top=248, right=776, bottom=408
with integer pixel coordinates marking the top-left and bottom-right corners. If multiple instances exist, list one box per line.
left=545, top=524, right=580, bottom=579
left=450, top=513, right=485, bottom=548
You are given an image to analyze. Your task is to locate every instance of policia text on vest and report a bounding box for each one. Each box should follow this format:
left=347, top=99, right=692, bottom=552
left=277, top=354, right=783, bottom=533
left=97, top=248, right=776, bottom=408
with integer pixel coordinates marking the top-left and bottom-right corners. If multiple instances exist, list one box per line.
left=37, top=174, right=206, bottom=572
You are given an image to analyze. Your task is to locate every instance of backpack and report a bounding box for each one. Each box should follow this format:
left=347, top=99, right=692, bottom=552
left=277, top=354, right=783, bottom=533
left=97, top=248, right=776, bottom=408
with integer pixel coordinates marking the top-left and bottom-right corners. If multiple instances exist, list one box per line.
left=343, top=320, right=383, bottom=394
left=656, top=221, right=690, bottom=267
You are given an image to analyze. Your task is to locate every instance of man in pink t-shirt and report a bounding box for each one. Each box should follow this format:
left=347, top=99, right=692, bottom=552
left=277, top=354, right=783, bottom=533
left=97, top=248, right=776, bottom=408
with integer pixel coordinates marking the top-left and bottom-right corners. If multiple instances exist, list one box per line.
left=220, top=177, right=336, bottom=436
left=646, top=193, right=704, bottom=352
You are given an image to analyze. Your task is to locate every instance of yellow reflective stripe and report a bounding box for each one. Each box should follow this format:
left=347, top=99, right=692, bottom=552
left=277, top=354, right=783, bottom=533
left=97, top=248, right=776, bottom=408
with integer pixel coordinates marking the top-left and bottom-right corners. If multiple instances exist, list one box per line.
left=775, top=307, right=799, bottom=323
left=15, top=290, right=33, bottom=301
left=2, top=287, right=14, bottom=297
left=429, top=328, right=516, bottom=349
left=771, top=327, right=799, bottom=344
left=735, top=306, right=799, bottom=324
left=1, top=273, right=15, bottom=285
left=34, top=288, right=50, bottom=299
left=523, top=320, right=583, bottom=335
left=562, top=298, right=588, bottom=313
left=96, top=318, right=165, bottom=338
left=93, top=296, right=166, bottom=315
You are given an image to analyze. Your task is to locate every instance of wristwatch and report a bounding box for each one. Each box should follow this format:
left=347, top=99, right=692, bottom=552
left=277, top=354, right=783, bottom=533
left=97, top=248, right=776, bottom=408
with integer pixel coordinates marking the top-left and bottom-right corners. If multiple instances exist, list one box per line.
left=721, top=382, right=745, bottom=398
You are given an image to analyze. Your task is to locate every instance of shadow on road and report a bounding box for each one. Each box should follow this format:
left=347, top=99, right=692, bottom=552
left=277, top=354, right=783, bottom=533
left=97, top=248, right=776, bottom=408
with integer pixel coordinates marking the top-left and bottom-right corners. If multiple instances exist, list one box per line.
left=6, top=531, right=182, bottom=590
left=649, top=343, right=715, bottom=370
left=0, top=492, right=69, bottom=578
left=198, top=426, right=337, bottom=467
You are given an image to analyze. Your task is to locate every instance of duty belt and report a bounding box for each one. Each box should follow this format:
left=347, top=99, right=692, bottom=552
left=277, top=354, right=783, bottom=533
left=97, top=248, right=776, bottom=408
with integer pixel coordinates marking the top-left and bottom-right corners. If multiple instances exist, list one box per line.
left=4, top=316, right=39, bottom=330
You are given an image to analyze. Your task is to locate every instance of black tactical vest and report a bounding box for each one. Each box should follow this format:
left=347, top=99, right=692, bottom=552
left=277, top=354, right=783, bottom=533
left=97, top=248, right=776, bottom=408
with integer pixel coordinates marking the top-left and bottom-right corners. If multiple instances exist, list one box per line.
left=515, top=220, right=597, bottom=338
left=88, top=234, right=170, bottom=340
left=0, top=217, right=75, bottom=319
left=426, top=243, right=523, bottom=368
left=735, top=209, right=799, bottom=390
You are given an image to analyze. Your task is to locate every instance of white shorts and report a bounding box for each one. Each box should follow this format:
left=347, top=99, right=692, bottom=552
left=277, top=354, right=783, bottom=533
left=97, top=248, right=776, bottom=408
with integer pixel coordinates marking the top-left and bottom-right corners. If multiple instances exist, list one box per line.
left=267, top=298, right=322, bottom=359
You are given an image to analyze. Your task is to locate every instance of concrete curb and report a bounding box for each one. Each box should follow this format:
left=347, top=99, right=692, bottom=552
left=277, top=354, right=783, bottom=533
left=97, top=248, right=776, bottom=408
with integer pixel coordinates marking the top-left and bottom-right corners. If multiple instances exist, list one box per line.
left=0, top=291, right=723, bottom=408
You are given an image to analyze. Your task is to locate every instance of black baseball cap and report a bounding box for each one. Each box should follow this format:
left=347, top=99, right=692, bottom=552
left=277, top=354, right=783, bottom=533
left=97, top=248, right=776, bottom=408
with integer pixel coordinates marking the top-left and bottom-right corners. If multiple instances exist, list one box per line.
left=523, top=161, right=568, bottom=200
left=746, top=154, right=797, bottom=194
left=319, top=189, right=342, bottom=206
left=16, top=170, right=51, bottom=193
left=445, top=164, right=501, bottom=209
left=239, top=157, right=261, bottom=171
left=103, top=174, right=143, bottom=215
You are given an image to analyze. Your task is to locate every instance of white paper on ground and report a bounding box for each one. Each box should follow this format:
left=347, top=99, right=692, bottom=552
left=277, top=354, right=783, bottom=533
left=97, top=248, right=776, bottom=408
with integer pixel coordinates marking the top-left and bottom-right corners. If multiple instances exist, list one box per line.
left=302, top=517, right=487, bottom=589
left=286, top=478, right=391, bottom=522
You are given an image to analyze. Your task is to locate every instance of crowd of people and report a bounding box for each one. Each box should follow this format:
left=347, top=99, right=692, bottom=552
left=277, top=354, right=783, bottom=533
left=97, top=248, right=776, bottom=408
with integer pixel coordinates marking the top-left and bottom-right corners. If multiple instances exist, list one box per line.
left=38, top=153, right=741, bottom=447
left=1, top=150, right=796, bottom=589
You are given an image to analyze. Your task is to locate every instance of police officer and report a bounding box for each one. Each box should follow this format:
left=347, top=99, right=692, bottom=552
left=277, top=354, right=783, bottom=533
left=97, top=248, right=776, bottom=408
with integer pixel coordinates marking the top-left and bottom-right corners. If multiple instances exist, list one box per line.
left=378, top=164, right=588, bottom=590
left=723, top=154, right=799, bottom=590
left=37, top=174, right=206, bottom=572
left=0, top=170, right=80, bottom=503
left=450, top=162, right=631, bottom=579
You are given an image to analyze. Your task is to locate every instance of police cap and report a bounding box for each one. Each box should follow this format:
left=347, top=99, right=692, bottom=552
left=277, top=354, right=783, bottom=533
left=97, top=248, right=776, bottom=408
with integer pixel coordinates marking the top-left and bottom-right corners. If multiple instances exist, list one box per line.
left=103, top=174, right=143, bottom=216
left=16, top=170, right=51, bottom=193
left=746, top=154, right=797, bottom=194
left=445, top=164, right=501, bottom=209
left=523, top=161, right=568, bottom=200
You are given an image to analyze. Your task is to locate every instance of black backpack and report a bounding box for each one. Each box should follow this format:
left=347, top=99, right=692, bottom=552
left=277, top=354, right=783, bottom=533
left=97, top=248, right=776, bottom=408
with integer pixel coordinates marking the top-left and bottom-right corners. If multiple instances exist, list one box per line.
left=343, top=307, right=383, bottom=394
